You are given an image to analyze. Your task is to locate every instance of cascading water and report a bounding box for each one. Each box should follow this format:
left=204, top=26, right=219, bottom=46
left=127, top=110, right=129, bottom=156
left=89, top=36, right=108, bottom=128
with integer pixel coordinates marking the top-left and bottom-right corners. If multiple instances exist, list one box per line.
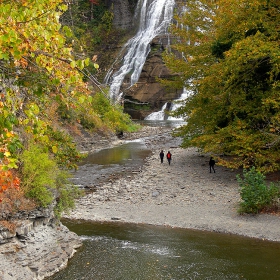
left=106, top=0, right=175, bottom=102
left=144, top=103, right=168, bottom=120
left=145, top=88, right=192, bottom=121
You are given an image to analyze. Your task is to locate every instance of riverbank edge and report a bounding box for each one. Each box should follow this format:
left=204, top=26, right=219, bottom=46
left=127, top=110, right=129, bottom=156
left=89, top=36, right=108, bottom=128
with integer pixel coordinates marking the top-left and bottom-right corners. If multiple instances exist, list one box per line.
left=0, top=208, right=82, bottom=280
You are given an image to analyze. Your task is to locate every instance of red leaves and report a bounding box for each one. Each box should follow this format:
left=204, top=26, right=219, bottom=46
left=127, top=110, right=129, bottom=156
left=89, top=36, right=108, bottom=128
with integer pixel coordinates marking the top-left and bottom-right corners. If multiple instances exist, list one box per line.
left=89, top=0, right=99, bottom=4
left=0, top=170, right=20, bottom=197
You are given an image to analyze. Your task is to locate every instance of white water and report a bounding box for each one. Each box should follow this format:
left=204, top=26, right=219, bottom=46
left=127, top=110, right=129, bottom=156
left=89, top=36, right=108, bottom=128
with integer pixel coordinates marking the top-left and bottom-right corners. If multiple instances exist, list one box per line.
left=144, top=103, right=168, bottom=120
left=107, top=0, right=175, bottom=102
left=145, top=88, right=192, bottom=121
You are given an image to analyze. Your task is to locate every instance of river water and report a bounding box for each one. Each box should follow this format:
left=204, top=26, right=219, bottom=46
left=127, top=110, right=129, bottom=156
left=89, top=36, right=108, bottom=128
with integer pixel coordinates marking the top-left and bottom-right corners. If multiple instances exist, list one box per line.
left=49, top=220, right=280, bottom=280
left=71, top=139, right=152, bottom=189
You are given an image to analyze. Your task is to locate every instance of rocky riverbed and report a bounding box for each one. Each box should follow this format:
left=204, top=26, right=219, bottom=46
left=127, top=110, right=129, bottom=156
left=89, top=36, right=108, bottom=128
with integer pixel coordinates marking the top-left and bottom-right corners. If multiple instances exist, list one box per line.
left=65, top=125, right=280, bottom=242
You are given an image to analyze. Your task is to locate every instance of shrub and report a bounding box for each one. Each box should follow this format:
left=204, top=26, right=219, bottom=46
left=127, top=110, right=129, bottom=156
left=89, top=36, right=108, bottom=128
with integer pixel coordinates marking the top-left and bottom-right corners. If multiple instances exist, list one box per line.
left=91, top=92, right=140, bottom=133
left=54, top=171, right=83, bottom=218
left=46, top=127, right=86, bottom=170
left=237, top=167, right=280, bottom=214
left=21, top=144, right=82, bottom=215
left=21, top=144, right=58, bottom=207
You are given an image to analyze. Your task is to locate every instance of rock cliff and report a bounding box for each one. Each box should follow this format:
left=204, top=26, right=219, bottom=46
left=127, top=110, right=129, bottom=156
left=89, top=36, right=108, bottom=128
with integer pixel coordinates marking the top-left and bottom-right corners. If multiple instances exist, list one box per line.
left=106, top=0, right=138, bottom=30
left=122, top=36, right=183, bottom=119
left=0, top=204, right=82, bottom=280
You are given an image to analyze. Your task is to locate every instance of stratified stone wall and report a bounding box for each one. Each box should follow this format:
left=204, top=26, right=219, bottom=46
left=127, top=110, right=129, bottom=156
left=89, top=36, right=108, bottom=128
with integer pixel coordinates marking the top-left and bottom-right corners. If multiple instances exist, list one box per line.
left=0, top=203, right=82, bottom=280
left=106, top=0, right=138, bottom=30
left=123, top=35, right=183, bottom=119
left=0, top=204, right=56, bottom=244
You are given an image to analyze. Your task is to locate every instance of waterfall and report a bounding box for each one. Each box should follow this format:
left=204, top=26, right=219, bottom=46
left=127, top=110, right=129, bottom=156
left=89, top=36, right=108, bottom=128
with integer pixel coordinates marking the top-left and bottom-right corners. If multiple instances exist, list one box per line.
left=106, top=0, right=175, bottom=102
left=145, top=88, right=192, bottom=121
left=144, top=103, right=168, bottom=120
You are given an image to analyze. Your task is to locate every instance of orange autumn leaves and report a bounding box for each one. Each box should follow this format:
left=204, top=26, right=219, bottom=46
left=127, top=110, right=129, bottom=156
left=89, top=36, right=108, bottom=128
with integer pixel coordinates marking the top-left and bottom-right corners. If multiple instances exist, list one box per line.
left=0, top=170, right=20, bottom=202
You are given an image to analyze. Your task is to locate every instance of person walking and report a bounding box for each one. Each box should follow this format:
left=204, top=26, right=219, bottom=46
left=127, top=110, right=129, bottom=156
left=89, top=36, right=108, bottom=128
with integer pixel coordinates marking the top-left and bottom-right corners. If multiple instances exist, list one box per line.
left=166, top=151, right=172, bottom=165
left=209, top=157, right=216, bottom=173
left=159, top=150, right=164, bottom=163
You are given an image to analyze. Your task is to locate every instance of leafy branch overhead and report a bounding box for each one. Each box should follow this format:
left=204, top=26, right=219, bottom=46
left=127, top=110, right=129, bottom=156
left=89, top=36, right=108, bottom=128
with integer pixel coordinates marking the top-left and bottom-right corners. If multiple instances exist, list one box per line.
left=164, top=0, right=280, bottom=173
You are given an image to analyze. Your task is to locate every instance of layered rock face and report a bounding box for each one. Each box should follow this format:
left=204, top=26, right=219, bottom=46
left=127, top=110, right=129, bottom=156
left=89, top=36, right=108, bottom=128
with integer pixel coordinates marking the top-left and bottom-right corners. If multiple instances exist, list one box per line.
left=0, top=205, right=82, bottom=280
left=122, top=36, right=182, bottom=119
left=106, top=0, right=138, bottom=30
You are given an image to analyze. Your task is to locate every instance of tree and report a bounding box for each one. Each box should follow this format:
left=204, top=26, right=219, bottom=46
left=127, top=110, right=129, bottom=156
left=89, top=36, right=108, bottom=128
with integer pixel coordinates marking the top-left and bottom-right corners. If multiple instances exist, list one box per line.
left=164, top=0, right=280, bottom=173
left=0, top=0, right=91, bottom=175
left=0, top=0, right=137, bottom=211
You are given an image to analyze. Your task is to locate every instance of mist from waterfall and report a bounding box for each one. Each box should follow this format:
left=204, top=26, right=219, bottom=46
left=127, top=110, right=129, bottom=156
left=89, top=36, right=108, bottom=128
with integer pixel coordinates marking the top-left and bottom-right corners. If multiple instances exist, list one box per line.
left=106, top=0, right=175, bottom=101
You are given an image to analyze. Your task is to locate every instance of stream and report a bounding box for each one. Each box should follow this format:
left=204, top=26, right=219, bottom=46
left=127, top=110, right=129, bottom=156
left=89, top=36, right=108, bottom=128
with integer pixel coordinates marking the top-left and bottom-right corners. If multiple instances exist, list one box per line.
left=49, top=220, right=280, bottom=280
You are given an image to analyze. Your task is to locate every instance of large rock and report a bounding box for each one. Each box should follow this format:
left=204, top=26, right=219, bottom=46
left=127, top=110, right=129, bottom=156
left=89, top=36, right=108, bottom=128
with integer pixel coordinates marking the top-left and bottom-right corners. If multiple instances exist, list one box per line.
left=122, top=36, right=183, bottom=119
left=0, top=204, right=82, bottom=279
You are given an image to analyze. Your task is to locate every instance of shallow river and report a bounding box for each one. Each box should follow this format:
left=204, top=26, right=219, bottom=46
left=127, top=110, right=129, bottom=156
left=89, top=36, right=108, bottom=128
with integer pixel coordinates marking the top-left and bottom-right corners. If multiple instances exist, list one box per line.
left=49, top=220, right=280, bottom=280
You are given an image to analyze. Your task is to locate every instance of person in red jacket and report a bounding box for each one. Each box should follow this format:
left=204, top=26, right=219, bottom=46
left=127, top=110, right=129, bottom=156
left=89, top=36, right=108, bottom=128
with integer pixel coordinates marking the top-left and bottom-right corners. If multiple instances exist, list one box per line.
left=166, top=151, right=172, bottom=165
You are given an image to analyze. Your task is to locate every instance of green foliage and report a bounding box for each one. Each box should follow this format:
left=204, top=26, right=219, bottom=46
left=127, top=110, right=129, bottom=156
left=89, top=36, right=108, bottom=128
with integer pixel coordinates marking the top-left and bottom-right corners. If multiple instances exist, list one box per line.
left=57, top=90, right=138, bottom=134
left=164, top=0, right=280, bottom=173
left=53, top=171, right=83, bottom=218
left=46, top=127, right=86, bottom=169
left=60, top=0, right=113, bottom=53
left=21, top=143, right=82, bottom=215
left=237, top=167, right=280, bottom=214
left=21, top=144, right=58, bottom=207
left=0, top=0, right=96, bottom=173
left=91, top=92, right=112, bottom=117
left=90, top=92, right=139, bottom=133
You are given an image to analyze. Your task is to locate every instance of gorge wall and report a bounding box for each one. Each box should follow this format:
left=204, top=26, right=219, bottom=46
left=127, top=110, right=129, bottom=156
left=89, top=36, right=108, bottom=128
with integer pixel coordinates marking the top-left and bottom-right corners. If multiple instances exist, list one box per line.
left=122, top=36, right=182, bottom=119
left=105, top=0, right=138, bottom=30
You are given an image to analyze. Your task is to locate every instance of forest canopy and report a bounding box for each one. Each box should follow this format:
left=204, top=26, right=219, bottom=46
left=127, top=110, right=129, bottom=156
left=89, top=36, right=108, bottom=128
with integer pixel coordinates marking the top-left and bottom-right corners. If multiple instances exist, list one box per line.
left=163, top=0, right=280, bottom=173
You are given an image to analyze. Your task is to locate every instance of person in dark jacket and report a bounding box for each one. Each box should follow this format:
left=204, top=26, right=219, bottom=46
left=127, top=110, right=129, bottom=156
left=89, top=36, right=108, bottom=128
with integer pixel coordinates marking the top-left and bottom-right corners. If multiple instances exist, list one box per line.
left=166, top=151, right=172, bottom=165
left=160, top=150, right=164, bottom=163
left=209, top=157, right=215, bottom=173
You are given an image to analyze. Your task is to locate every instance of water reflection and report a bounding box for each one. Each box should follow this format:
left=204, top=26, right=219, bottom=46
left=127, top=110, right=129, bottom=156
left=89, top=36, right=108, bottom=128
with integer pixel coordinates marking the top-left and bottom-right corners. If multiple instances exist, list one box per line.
left=72, top=140, right=151, bottom=188
left=48, top=221, right=280, bottom=280
left=79, top=140, right=150, bottom=166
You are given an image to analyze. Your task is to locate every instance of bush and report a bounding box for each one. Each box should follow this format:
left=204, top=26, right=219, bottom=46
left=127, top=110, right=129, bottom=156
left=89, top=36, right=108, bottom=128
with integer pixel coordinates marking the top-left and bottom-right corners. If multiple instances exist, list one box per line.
left=21, top=144, right=58, bottom=207
left=53, top=171, right=83, bottom=218
left=237, top=167, right=280, bottom=214
left=91, top=92, right=140, bottom=133
left=21, top=144, right=82, bottom=215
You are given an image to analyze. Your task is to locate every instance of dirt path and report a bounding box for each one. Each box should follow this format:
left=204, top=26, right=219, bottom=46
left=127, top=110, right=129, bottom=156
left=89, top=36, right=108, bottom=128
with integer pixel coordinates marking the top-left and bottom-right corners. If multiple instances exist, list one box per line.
left=65, top=126, right=280, bottom=242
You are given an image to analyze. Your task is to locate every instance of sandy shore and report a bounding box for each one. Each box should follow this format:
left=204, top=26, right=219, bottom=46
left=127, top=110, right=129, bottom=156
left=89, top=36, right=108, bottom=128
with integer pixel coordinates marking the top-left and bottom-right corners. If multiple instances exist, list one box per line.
left=65, top=126, right=280, bottom=242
